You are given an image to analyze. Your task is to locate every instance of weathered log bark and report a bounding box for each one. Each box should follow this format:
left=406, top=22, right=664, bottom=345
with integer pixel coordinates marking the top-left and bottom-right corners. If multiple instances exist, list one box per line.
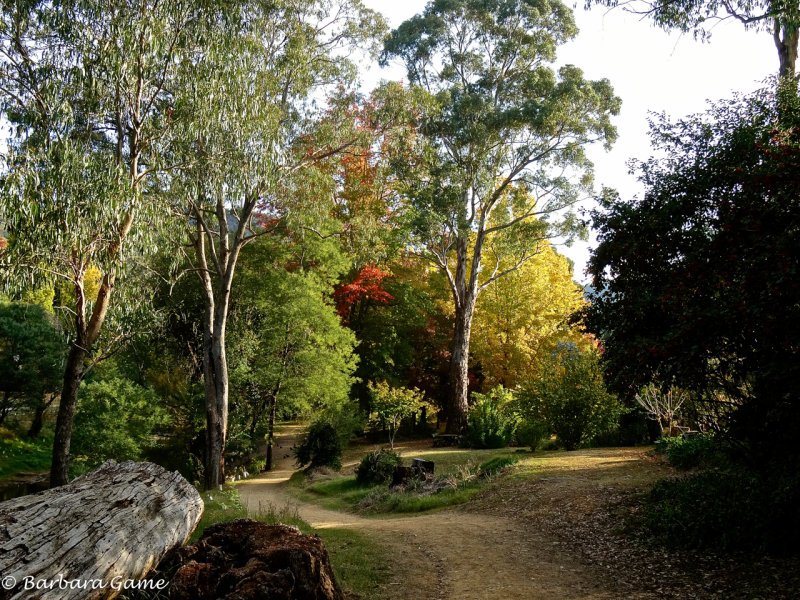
left=0, top=460, right=203, bottom=600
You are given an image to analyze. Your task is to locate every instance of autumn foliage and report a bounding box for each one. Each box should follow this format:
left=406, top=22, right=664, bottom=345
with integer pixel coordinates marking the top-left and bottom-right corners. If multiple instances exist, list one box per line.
left=334, top=264, right=394, bottom=321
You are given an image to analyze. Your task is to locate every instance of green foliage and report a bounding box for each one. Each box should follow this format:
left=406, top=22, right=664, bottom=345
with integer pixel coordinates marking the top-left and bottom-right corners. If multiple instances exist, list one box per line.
left=356, top=449, right=402, bottom=486
left=520, top=345, right=622, bottom=450
left=367, top=381, right=427, bottom=449
left=228, top=232, right=357, bottom=448
left=345, top=263, right=447, bottom=412
left=464, top=386, right=519, bottom=449
left=516, top=420, right=549, bottom=451
left=294, top=421, right=344, bottom=471
left=655, top=434, right=718, bottom=470
left=583, top=85, right=800, bottom=467
left=0, top=300, right=65, bottom=426
left=70, top=378, right=169, bottom=475
left=644, top=470, right=800, bottom=554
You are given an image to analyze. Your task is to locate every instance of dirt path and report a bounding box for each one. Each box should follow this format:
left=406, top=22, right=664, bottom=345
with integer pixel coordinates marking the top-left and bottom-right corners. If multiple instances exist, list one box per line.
left=237, top=427, right=613, bottom=600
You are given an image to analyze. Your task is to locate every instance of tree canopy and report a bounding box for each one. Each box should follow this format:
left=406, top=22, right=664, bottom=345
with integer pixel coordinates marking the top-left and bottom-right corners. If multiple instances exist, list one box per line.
left=383, top=0, right=620, bottom=431
left=582, top=84, right=800, bottom=465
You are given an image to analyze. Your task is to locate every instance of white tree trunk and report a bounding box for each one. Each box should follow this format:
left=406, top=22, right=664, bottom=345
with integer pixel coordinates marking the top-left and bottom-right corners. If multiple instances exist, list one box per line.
left=0, top=460, right=203, bottom=600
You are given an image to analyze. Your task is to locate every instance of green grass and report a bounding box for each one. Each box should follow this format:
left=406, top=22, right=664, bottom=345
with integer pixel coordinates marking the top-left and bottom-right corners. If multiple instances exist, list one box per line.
left=357, top=484, right=482, bottom=513
left=192, top=486, right=250, bottom=541
left=318, top=528, right=392, bottom=598
left=0, top=435, right=52, bottom=478
left=193, top=485, right=390, bottom=600
left=291, top=473, right=376, bottom=512
left=289, top=447, right=525, bottom=516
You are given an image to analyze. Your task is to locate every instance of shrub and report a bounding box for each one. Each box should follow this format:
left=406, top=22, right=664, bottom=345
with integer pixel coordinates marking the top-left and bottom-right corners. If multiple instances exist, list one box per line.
left=590, top=408, right=653, bottom=447
left=71, top=378, right=168, bottom=474
left=655, top=433, right=717, bottom=470
left=294, top=421, right=343, bottom=470
left=540, top=438, right=561, bottom=451
left=521, top=345, right=622, bottom=450
left=367, top=381, right=427, bottom=449
left=516, top=420, right=548, bottom=451
left=355, top=449, right=402, bottom=485
left=643, top=469, right=800, bottom=554
left=464, top=386, right=518, bottom=449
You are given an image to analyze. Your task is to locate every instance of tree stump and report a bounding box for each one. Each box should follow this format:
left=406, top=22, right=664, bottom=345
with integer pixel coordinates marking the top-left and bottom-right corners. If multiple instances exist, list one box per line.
left=0, top=460, right=203, bottom=600
left=411, top=458, right=435, bottom=474
left=169, top=519, right=344, bottom=600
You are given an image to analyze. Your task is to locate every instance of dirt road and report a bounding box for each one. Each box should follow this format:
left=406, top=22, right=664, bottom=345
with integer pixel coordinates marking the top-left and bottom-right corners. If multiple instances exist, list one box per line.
left=237, top=426, right=612, bottom=600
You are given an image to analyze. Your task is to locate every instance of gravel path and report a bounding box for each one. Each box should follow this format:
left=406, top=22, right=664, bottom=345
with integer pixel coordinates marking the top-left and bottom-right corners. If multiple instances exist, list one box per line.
left=237, top=426, right=613, bottom=600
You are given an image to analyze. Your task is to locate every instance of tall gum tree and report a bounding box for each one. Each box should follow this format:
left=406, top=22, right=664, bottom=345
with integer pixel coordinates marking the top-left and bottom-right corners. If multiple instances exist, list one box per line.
left=165, top=0, right=385, bottom=488
left=382, top=0, right=620, bottom=432
left=0, top=0, right=209, bottom=487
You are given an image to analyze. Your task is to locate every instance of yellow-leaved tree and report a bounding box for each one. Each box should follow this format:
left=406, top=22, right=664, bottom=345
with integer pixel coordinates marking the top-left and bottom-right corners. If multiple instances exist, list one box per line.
left=471, top=244, right=590, bottom=390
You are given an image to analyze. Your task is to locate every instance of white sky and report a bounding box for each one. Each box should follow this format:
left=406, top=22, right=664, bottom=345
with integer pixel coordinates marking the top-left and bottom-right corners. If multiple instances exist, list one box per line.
left=360, top=0, right=777, bottom=283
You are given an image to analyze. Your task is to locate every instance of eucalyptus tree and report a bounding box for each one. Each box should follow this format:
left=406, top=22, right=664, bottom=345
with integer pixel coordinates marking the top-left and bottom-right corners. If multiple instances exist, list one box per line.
left=0, top=0, right=215, bottom=486
left=165, top=0, right=385, bottom=487
left=382, top=0, right=620, bottom=431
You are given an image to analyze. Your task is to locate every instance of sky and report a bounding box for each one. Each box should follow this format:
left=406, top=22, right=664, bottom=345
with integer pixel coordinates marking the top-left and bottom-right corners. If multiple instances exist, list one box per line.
left=360, top=0, right=778, bottom=283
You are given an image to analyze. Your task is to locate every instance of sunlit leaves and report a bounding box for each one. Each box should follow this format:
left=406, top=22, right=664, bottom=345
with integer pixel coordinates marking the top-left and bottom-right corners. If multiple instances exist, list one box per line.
left=471, top=241, right=590, bottom=389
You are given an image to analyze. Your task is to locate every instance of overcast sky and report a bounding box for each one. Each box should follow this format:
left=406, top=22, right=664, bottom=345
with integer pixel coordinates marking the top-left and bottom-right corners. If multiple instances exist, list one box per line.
left=360, top=0, right=777, bottom=283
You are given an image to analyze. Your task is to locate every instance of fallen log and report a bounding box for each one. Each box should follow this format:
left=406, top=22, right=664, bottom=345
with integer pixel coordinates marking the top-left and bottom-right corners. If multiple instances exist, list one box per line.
left=0, top=460, right=203, bottom=600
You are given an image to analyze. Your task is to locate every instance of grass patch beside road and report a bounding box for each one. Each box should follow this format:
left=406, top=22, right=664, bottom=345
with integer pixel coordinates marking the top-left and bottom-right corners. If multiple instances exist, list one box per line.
left=289, top=446, right=526, bottom=516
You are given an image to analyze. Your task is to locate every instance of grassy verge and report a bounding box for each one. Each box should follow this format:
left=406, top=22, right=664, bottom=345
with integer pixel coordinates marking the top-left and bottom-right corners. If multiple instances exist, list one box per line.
left=293, top=472, right=486, bottom=514
left=193, top=485, right=390, bottom=600
left=0, top=435, right=52, bottom=478
left=289, top=449, right=526, bottom=516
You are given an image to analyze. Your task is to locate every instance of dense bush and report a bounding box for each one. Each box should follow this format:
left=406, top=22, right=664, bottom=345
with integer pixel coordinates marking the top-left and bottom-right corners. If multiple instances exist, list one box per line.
left=356, top=449, right=402, bottom=485
left=294, top=421, right=344, bottom=470
left=644, top=469, right=800, bottom=554
left=464, top=386, right=518, bottom=449
left=655, top=433, right=717, bottom=470
left=71, top=378, right=168, bottom=474
left=581, top=86, right=800, bottom=471
left=521, top=345, right=622, bottom=450
left=590, top=408, right=653, bottom=447
left=515, top=420, right=548, bottom=451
